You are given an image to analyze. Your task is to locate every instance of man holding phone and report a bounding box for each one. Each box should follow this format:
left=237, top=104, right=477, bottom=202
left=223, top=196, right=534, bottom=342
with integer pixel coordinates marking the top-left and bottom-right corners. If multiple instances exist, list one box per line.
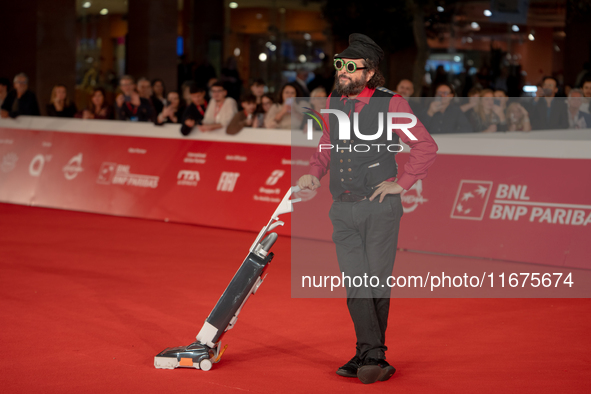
left=115, top=75, right=155, bottom=122
left=420, top=82, right=473, bottom=133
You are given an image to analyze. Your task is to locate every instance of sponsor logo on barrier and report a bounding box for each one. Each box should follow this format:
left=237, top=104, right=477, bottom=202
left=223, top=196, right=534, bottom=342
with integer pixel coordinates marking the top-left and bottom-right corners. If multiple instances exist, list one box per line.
left=97, top=162, right=117, bottom=184
left=29, top=154, right=52, bottom=177
left=225, top=155, right=247, bottom=161
left=254, top=195, right=281, bottom=203
left=128, top=147, right=147, bottom=154
left=96, top=162, right=159, bottom=188
left=259, top=187, right=281, bottom=194
left=62, top=153, right=84, bottom=180
left=252, top=170, right=285, bottom=202
left=1, top=152, right=18, bottom=173
left=490, top=184, right=591, bottom=226
left=265, top=170, right=285, bottom=186
left=282, top=159, right=309, bottom=166
left=217, top=172, right=240, bottom=192
left=451, top=181, right=591, bottom=226
left=450, top=180, right=493, bottom=220
left=401, top=179, right=427, bottom=213
left=184, top=152, right=207, bottom=164
left=177, top=170, right=200, bottom=186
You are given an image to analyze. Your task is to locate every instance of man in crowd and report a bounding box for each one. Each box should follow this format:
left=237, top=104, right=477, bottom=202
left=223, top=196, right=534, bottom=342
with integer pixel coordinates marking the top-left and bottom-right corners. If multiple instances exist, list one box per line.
left=115, top=75, right=155, bottom=122
left=137, top=77, right=153, bottom=100
left=395, top=79, right=414, bottom=98
left=420, top=82, right=473, bottom=133
left=565, top=89, right=591, bottom=129
left=295, top=69, right=310, bottom=97
left=297, top=33, right=438, bottom=384
left=396, top=78, right=421, bottom=113
left=226, top=93, right=257, bottom=135
left=531, top=76, right=568, bottom=130
left=1, top=73, right=40, bottom=118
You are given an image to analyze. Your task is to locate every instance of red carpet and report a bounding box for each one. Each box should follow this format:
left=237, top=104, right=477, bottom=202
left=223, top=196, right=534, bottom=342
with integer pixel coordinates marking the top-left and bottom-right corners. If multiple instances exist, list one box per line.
left=0, top=203, right=590, bottom=393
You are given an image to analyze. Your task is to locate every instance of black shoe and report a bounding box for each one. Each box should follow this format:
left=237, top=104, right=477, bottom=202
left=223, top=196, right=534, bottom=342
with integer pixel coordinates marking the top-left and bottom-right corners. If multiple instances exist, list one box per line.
left=357, top=358, right=396, bottom=384
left=336, top=355, right=362, bottom=378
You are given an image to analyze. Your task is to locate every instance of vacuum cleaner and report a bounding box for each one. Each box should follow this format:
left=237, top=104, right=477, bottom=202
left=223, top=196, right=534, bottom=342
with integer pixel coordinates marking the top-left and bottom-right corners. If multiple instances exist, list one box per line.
left=154, top=186, right=301, bottom=371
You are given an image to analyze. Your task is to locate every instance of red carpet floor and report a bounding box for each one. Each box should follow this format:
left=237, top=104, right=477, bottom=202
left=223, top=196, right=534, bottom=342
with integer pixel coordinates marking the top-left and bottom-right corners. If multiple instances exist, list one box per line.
left=0, top=202, right=590, bottom=393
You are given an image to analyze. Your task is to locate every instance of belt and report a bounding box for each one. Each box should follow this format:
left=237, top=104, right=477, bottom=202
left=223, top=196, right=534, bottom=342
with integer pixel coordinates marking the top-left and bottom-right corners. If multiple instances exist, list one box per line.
left=334, top=193, right=367, bottom=202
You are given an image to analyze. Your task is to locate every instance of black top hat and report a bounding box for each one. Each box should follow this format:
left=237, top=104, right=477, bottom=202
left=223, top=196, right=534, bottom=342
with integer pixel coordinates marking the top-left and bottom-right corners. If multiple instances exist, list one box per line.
left=335, top=33, right=384, bottom=64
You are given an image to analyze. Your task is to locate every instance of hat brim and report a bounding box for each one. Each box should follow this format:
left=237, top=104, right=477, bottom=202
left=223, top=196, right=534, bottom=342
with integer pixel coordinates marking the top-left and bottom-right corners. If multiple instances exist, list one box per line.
left=335, top=47, right=366, bottom=60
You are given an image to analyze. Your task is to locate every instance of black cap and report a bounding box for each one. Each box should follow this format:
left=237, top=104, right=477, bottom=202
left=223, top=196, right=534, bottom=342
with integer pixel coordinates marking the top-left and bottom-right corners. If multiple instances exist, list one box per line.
left=335, top=33, right=384, bottom=64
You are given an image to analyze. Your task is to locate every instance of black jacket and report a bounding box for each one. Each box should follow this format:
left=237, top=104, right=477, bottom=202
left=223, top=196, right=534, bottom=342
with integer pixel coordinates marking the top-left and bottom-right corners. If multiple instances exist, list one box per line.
left=1, top=90, right=40, bottom=117
left=180, top=102, right=206, bottom=136
left=115, top=97, right=155, bottom=122
left=47, top=103, right=77, bottom=118
left=530, top=98, right=569, bottom=130
left=419, top=102, right=473, bottom=134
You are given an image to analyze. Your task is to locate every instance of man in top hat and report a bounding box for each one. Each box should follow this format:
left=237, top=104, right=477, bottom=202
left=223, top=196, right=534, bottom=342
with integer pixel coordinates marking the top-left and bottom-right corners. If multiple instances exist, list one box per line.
left=297, top=33, right=438, bottom=384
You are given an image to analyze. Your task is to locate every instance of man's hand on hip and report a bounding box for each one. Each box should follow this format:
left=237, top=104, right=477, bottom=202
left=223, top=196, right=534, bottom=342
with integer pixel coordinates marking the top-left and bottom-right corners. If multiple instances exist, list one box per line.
left=298, top=174, right=320, bottom=190
left=369, top=181, right=404, bottom=203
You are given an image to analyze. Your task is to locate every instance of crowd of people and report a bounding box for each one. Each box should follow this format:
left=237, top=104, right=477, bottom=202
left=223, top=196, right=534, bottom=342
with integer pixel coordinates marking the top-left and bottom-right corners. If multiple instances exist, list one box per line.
left=1, top=70, right=591, bottom=135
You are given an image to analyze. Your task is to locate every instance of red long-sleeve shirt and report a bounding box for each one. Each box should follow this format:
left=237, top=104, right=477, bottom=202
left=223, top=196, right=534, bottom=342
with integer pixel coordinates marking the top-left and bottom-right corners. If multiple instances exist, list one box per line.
left=309, top=87, right=438, bottom=191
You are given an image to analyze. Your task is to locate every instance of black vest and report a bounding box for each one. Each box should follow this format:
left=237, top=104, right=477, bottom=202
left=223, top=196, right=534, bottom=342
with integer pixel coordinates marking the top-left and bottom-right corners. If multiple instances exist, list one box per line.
left=328, top=88, right=400, bottom=199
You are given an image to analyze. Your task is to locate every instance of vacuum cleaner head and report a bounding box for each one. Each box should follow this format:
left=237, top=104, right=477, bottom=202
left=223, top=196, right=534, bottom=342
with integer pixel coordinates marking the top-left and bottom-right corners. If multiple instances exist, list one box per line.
left=154, top=186, right=301, bottom=371
left=155, top=341, right=223, bottom=371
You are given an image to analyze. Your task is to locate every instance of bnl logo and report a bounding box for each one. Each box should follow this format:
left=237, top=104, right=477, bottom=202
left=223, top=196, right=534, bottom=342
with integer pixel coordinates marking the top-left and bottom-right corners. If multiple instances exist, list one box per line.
left=303, top=107, right=418, bottom=141
left=217, top=172, right=240, bottom=192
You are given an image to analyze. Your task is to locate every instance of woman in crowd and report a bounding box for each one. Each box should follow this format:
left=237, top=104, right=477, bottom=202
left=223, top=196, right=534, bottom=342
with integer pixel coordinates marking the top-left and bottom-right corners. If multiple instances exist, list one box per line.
left=199, top=81, right=237, bottom=132
left=264, top=82, right=302, bottom=129
left=76, top=87, right=113, bottom=120
left=47, top=84, right=77, bottom=117
left=419, top=82, right=473, bottom=133
left=494, top=89, right=509, bottom=113
left=253, top=93, right=274, bottom=128
left=468, top=89, right=507, bottom=132
left=505, top=102, right=532, bottom=132
left=151, top=78, right=167, bottom=114
left=156, top=91, right=184, bottom=124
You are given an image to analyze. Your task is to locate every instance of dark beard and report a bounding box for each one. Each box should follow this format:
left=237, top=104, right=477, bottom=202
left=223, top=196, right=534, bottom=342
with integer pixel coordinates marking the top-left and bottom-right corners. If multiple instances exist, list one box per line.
left=335, top=73, right=367, bottom=96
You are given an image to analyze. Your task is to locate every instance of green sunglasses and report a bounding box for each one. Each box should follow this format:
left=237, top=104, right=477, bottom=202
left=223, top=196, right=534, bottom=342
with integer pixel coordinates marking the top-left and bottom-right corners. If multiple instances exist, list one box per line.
left=334, top=58, right=368, bottom=73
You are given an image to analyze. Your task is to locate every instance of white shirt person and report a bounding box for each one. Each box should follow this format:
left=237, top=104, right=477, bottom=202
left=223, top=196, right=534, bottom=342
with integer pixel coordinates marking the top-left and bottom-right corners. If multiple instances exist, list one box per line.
left=199, top=82, right=237, bottom=132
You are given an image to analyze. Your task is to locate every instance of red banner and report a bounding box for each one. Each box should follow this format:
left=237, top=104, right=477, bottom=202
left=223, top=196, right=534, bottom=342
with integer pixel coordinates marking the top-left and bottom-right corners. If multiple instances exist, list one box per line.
left=290, top=148, right=591, bottom=269
left=1, top=122, right=590, bottom=269
left=0, top=127, right=293, bottom=235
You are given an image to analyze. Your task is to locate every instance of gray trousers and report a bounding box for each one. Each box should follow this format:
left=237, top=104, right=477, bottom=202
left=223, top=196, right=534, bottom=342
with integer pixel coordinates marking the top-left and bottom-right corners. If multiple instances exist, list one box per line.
left=329, top=194, right=403, bottom=360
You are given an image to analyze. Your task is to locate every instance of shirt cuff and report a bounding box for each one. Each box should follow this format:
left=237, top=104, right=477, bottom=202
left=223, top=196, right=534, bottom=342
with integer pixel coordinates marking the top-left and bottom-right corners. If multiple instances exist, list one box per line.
left=396, top=173, right=416, bottom=191
left=309, top=166, right=324, bottom=181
